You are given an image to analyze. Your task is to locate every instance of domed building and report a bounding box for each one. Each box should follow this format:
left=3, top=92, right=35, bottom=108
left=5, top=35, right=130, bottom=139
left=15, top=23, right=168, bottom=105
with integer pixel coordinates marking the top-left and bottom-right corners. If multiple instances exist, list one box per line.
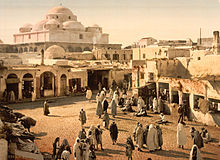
left=44, top=45, right=66, bottom=59
left=13, top=6, right=109, bottom=45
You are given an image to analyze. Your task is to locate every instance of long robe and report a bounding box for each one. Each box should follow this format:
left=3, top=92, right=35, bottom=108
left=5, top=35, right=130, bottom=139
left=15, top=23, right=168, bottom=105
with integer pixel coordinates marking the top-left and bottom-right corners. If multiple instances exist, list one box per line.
left=83, top=143, right=90, bottom=160
left=133, top=124, right=139, bottom=142
left=102, top=99, right=108, bottom=113
left=153, top=98, right=158, bottom=113
left=137, top=98, right=145, bottom=112
left=158, top=97, right=163, bottom=113
left=86, top=90, right=92, bottom=100
left=43, top=101, right=50, bottom=115
left=113, top=92, right=119, bottom=105
left=156, top=126, right=163, bottom=147
left=177, top=123, right=187, bottom=146
left=136, top=126, right=144, bottom=148
left=73, top=141, right=83, bottom=160
left=88, top=126, right=97, bottom=146
left=95, top=128, right=103, bottom=144
left=79, top=110, right=87, bottom=125
left=8, top=90, right=15, bottom=103
left=96, top=101, right=102, bottom=117
left=110, top=99, right=117, bottom=116
left=103, top=112, right=110, bottom=129
left=110, top=123, right=118, bottom=141
left=100, top=91, right=105, bottom=103
left=147, top=124, right=159, bottom=151
left=193, top=131, right=204, bottom=149
left=189, top=145, right=201, bottom=160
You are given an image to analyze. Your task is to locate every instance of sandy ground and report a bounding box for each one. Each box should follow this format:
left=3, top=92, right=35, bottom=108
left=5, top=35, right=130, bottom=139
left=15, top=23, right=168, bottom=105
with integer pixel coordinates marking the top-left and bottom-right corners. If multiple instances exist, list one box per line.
left=9, top=94, right=220, bottom=160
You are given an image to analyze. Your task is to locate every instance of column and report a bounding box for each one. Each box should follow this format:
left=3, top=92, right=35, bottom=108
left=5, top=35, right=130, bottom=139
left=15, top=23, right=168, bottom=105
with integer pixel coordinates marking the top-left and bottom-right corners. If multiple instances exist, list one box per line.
left=32, top=78, right=36, bottom=101
left=156, top=82, right=159, bottom=99
left=36, top=77, right=41, bottom=99
left=169, top=85, right=172, bottom=103
left=178, top=90, right=183, bottom=105
left=18, top=81, right=22, bottom=100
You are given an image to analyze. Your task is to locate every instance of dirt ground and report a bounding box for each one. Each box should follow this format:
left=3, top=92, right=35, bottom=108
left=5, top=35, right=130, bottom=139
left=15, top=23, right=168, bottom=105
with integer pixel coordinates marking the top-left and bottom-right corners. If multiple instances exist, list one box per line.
left=9, top=94, right=220, bottom=160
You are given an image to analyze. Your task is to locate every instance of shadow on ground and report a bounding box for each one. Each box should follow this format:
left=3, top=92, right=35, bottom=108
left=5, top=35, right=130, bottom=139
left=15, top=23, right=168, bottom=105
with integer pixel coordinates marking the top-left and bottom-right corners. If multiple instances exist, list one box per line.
left=8, top=95, right=95, bottom=110
left=96, top=148, right=124, bottom=157
left=144, top=149, right=189, bottom=159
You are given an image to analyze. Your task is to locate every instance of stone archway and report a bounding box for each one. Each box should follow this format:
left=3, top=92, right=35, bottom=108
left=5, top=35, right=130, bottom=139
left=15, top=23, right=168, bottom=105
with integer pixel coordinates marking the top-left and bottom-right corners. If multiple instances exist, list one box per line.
left=40, top=71, right=55, bottom=97
left=6, top=73, right=19, bottom=101
left=60, top=74, right=67, bottom=96
left=83, top=47, right=91, bottom=51
left=75, top=47, right=82, bottom=52
left=22, top=73, right=33, bottom=99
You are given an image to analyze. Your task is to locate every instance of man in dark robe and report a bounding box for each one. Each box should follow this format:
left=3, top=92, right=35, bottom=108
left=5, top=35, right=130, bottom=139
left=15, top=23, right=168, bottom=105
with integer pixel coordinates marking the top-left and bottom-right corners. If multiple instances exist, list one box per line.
left=109, top=121, right=118, bottom=145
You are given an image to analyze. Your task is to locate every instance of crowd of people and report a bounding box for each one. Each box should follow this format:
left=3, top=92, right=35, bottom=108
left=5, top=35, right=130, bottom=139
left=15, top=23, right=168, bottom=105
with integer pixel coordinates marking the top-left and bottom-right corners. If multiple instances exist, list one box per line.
left=49, top=80, right=214, bottom=160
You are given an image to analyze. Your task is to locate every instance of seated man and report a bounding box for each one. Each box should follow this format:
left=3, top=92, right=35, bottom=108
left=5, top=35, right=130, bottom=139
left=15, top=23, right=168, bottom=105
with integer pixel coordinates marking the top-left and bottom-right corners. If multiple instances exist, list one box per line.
left=121, top=99, right=135, bottom=112
left=157, top=113, right=168, bottom=124
left=134, top=108, right=147, bottom=117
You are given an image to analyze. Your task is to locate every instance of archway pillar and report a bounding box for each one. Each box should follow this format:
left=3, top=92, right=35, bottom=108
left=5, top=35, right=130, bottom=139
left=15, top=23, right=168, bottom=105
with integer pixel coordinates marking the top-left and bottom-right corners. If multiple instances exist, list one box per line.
left=36, top=76, right=41, bottom=99
left=18, top=81, right=22, bottom=100
left=32, top=78, right=37, bottom=101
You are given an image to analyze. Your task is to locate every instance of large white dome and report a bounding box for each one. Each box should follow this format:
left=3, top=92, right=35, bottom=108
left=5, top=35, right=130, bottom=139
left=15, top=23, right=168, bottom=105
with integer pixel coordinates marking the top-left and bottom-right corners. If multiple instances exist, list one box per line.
left=46, top=6, right=77, bottom=22
left=63, top=21, right=84, bottom=31
left=45, top=45, right=66, bottom=59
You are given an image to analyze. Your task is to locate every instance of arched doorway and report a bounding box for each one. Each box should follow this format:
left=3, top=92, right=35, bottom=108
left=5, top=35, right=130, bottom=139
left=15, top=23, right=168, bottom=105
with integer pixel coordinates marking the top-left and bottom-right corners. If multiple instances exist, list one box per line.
left=60, top=74, right=67, bottom=96
left=22, top=73, right=33, bottom=99
left=40, top=72, right=55, bottom=97
left=6, top=73, right=19, bottom=101
left=75, top=47, right=82, bottom=52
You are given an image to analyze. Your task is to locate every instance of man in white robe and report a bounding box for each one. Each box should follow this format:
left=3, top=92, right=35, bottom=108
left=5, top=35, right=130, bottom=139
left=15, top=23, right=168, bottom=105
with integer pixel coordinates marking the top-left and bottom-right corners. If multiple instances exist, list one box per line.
left=177, top=122, right=187, bottom=149
left=110, top=98, right=117, bottom=118
left=73, top=139, right=83, bottom=160
left=137, top=97, right=145, bottom=112
left=147, top=124, right=159, bottom=152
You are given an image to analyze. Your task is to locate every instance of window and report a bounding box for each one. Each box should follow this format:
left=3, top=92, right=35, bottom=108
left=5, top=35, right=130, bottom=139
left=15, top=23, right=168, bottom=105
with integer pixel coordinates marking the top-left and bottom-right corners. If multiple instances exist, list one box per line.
left=113, top=54, right=119, bottom=61
left=105, top=54, right=111, bottom=60
left=164, top=51, right=168, bottom=56
left=69, top=16, right=71, bottom=19
left=56, top=15, right=58, bottom=19
left=79, top=34, right=83, bottom=39
left=198, top=57, right=201, bottom=60
left=149, top=72, right=154, bottom=81
left=28, top=34, right=31, bottom=39
left=123, top=54, right=126, bottom=60
left=57, top=25, right=60, bottom=28
left=130, top=54, right=133, bottom=59
left=143, top=54, right=146, bottom=59
left=44, top=72, right=53, bottom=90
left=158, top=49, right=162, bottom=55
left=141, top=72, right=145, bottom=79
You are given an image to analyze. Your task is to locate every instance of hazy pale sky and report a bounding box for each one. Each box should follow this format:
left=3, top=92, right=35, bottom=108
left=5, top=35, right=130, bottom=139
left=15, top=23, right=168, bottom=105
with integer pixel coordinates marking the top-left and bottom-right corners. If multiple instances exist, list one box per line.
left=1, top=0, right=220, bottom=46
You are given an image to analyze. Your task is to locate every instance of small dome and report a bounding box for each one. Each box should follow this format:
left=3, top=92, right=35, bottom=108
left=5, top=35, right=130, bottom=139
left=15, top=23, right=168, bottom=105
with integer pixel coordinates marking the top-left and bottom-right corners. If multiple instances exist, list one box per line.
left=46, top=19, right=60, bottom=25
left=32, top=19, right=48, bottom=31
left=19, top=23, right=33, bottom=33
left=63, top=21, right=84, bottom=31
left=47, top=6, right=74, bottom=17
left=45, top=45, right=65, bottom=59
left=44, top=19, right=61, bottom=30
left=92, top=24, right=100, bottom=27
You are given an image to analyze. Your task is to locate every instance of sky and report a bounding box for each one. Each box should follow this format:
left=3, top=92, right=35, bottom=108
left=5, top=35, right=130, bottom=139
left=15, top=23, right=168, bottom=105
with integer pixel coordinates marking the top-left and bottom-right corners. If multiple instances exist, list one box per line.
left=1, top=0, right=220, bottom=46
